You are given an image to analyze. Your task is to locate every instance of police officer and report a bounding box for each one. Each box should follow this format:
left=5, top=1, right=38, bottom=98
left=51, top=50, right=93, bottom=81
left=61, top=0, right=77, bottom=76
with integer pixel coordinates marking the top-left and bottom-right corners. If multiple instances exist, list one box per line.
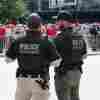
left=54, top=11, right=87, bottom=100
left=5, top=13, right=60, bottom=100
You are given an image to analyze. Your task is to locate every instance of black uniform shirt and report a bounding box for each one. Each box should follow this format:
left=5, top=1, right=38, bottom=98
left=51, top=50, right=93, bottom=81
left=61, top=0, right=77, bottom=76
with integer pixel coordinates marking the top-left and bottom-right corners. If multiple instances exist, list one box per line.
left=6, top=32, right=59, bottom=77
left=54, top=29, right=72, bottom=65
left=72, top=33, right=87, bottom=64
left=54, top=29, right=87, bottom=71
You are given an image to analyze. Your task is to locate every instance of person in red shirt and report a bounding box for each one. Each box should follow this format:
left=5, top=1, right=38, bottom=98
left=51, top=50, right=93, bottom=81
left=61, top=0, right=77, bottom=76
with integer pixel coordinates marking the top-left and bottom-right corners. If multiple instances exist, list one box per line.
left=47, top=24, right=57, bottom=38
left=0, top=25, right=6, bottom=38
left=0, top=25, right=6, bottom=53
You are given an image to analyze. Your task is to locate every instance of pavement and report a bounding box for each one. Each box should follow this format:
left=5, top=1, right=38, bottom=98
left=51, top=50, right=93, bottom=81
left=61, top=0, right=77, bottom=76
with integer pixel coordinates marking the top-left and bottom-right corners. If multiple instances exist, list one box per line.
left=0, top=55, right=100, bottom=100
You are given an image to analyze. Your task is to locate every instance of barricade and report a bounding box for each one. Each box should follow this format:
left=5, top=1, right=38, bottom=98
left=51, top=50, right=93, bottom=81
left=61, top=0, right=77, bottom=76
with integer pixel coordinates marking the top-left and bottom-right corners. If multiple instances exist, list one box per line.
left=0, top=37, right=10, bottom=57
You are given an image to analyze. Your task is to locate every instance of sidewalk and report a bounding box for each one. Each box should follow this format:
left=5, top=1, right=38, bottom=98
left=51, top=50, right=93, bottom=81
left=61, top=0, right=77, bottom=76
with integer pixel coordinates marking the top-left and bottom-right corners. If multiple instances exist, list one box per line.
left=87, top=48, right=100, bottom=56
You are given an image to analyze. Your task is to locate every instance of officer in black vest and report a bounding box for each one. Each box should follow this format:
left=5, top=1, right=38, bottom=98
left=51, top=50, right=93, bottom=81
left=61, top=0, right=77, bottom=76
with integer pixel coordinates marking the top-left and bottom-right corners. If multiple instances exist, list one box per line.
left=54, top=11, right=87, bottom=100
left=5, top=13, right=60, bottom=100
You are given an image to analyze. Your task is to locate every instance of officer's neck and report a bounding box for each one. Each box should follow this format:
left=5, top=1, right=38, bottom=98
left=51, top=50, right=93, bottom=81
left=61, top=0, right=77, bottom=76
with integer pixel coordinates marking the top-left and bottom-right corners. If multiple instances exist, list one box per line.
left=27, top=30, right=41, bottom=38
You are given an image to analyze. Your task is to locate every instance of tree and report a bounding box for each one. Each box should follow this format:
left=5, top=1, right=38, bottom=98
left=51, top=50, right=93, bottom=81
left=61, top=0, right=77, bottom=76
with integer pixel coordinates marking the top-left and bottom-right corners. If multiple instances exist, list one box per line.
left=16, top=0, right=29, bottom=17
left=0, top=0, right=28, bottom=24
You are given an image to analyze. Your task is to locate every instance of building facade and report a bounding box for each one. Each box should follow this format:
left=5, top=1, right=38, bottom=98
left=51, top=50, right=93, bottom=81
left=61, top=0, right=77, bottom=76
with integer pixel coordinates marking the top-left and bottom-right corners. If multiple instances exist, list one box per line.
left=23, top=0, right=100, bottom=22
left=24, top=0, right=77, bottom=12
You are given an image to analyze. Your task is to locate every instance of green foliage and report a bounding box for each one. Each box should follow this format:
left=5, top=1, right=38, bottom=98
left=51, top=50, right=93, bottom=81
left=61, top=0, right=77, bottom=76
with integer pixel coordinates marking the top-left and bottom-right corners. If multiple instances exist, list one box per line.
left=16, top=0, right=28, bottom=16
left=0, top=0, right=28, bottom=24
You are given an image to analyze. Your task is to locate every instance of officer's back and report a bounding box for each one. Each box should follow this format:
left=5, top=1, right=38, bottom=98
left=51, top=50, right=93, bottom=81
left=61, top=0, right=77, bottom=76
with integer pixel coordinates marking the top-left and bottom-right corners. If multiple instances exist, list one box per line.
left=54, top=11, right=87, bottom=100
left=14, top=31, right=48, bottom=74
left=6, top=14, right=59, bottom=77
left=54, top=11, right=87, bottom=72
left=54, top=27, right=87, bottom=71
left=5, top=13, right=60, bottom=100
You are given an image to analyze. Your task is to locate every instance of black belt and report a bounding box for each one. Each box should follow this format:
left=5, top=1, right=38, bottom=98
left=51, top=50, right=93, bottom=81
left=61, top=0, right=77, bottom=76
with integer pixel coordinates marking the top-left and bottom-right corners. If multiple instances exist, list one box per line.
left=55, top=64, right=82, bottom=73
left=17, top=73, right=49, bottom=90
left=16, top=73, right=41, bottom=78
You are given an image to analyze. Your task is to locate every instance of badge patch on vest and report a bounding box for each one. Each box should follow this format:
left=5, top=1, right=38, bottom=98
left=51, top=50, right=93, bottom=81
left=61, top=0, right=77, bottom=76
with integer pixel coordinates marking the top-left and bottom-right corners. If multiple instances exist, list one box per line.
left=73, top=39, right=84, bottom=50
left=19, top=43, right=40, bottom=54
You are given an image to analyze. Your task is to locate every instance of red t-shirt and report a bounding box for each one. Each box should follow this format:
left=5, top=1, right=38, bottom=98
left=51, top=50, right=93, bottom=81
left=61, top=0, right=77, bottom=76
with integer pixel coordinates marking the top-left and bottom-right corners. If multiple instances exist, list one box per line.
left=47, top=26, right=57, bottom=38
left=0, top=27, right=6, bottom=38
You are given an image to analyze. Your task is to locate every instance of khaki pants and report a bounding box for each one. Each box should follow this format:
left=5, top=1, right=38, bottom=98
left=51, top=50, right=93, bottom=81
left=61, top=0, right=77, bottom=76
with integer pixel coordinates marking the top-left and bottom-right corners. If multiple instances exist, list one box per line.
left=15, top=78, right=50, bottom=100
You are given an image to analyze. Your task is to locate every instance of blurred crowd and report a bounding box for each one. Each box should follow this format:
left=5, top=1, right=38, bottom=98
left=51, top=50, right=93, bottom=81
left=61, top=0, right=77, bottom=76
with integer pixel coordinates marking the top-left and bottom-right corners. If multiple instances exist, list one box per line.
left=0, top=16, right=100, bottom=54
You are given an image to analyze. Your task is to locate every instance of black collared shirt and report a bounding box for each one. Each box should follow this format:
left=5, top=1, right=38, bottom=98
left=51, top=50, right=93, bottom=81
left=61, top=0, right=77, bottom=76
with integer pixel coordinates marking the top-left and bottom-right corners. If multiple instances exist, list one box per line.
left=6, top=32, right=60, bottom=77
left=54, top=29, right=87, bottom=72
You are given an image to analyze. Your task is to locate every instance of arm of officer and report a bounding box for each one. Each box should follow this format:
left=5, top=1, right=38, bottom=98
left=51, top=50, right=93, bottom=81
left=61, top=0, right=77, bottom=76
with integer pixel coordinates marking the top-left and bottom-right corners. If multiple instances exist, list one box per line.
left=46, top=40, right=62, bottom=67
left=5, top=41, right=17, bottom=63
left=50, top=58, right=62, bottom=67
left=82, top=39, right=87, bottom=60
